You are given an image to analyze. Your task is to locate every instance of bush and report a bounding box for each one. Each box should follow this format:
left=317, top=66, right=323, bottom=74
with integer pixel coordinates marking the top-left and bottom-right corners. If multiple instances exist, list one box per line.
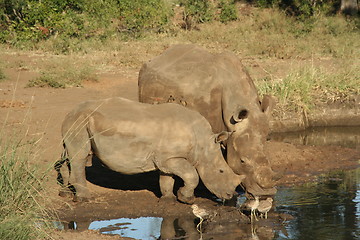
left=219, top=0, right=238, bottom=23
left=180, top=0, right=215, bottom=25
left=0, top=0, right=171, bottom=46
left=250, top=0, right=340, bottom=18
left=118, top=0, right=171, bottom=35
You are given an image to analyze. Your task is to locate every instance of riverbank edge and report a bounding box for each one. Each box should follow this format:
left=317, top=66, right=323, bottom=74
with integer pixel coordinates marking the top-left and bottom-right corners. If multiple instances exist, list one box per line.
left=270, top=102, right=360, bottom=133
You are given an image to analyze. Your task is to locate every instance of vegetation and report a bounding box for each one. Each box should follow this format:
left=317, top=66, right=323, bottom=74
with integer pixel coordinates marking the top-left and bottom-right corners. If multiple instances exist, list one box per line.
left=0, top=132, right=49, bottom=239
left=27, top=58, right=97, bottom=88
left=0, top=0, right=172, bottom=46
left=218, top=0, right=238, bottom=23
left=0, top=68, right=5, bottom=81
left=252, top=0, right=341, bottom=17
left=0, top=0, right=358, bottom=110
left=257, top=63, right=360, bottom=112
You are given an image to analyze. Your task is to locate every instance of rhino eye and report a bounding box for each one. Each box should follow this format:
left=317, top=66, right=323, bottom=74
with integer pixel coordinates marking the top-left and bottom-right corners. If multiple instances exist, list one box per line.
left=240, top=159, right=245, bottom=163
left=219, top=169, right=224, bottom=173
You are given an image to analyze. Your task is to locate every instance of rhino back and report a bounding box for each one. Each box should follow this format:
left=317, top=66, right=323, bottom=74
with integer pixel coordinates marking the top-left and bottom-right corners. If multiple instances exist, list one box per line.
left=67, top=97, right=214, bottom=173
left=138, top=44, right=262, bottom=132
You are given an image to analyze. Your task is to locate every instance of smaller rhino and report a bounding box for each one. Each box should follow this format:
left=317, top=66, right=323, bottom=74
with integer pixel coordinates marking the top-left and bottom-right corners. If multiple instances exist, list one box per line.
left=59, top=97, right=245, bottom=203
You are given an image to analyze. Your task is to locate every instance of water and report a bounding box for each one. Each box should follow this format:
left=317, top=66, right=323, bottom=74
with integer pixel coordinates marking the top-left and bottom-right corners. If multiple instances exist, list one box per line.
left=59, top=127, right=360, bottom=239
left=89, top=217, right=162, bottom=239
left=274, top=168, right=360, bottom=240
left=59, top=168, right=360, bottom=240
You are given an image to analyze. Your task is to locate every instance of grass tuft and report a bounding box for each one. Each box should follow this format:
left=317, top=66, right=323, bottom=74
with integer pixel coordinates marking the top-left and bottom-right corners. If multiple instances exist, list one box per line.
left=27, top=59, right=98, bottom=88
left=256, top=63, right=360, bottom=112
left=0, top=68, right=5, bottom=81
left=0, top=130, right=50, bottom=239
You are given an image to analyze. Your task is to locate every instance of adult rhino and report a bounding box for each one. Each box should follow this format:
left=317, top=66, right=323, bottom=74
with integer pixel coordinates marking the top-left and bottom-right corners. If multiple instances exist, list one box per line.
left=59, top=97, right=245, bottom=203
left=138, top=44, right=278, bottom=198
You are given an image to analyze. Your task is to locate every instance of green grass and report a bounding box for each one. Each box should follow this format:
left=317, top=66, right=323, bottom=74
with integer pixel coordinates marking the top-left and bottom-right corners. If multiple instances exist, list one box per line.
left=0, top=131, right=49, bottom=239
left=0, top=68, right=5, bottom=81
left=27, top=58, right=98, bottom=88
left=256, top=62, right=360, bottom=112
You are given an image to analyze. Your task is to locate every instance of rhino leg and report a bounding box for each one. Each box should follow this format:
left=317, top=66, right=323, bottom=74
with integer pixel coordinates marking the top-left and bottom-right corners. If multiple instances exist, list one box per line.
left=64, top=130, right=92, bottom=202
left=54, top=157, right=73, bottom=198
left=159, top=173, right=176, bottom=201
left=158, top=157, right=199, bottom=204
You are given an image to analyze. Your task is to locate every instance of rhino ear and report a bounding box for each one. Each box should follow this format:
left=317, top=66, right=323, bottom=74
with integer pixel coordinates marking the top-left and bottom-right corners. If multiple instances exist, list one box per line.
left=215, top=131, right=232, bottom=143
left=261, top=95, right=276, bottom=116
left=231, top=106, right=248, bottom=123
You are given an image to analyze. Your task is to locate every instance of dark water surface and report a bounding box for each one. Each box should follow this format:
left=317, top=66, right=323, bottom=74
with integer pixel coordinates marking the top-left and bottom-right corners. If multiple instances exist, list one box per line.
left=275, top=168, right=360, bottom=240
left=60, top=127, right=360, bottom=239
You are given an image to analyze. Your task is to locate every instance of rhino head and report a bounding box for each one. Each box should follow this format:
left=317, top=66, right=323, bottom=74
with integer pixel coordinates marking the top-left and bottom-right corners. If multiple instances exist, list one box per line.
left=195, top=132, right=246, bottom=201
left=225, top=95, right=280, bottom=197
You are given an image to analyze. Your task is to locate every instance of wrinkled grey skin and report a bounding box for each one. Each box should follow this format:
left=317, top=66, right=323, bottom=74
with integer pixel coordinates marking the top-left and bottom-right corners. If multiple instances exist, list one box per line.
left=138, top=44, right=279, bottom=197
left=60, top=97, right=245, bottom=203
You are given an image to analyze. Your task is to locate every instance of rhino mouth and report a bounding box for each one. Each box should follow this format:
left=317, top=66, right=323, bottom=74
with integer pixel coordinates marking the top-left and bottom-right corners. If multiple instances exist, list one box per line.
left=248, top=185, right=277, bottom=197
left=241, top=181, right=277, bottom=197
left=215, top=189, right=237, bottom=201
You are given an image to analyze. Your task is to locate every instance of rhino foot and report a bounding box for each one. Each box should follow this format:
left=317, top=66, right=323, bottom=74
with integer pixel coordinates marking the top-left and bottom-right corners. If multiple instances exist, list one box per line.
left=159, top=195, right=177, bottom=203
left=58, top=185, right=76, bottom=198
left=58, top=189, right=74, bottom=198
left=177, top=190, right=195, bottom=204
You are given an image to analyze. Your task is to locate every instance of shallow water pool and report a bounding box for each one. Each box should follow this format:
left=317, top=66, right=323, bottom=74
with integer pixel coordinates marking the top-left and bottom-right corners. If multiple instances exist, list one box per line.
left=58, top=168, right=360, bottom=240
left=274, top=168, right=360, bottom=240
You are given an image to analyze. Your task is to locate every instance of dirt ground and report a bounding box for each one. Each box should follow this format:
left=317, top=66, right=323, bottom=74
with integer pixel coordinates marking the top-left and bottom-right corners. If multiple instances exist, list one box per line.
left=1, top=51, right=359, bottom=240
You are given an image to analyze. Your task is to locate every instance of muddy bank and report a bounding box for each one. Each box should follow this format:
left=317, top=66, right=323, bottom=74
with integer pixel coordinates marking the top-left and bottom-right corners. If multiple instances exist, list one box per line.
left=55, top=140, right=360, bottom=223
left=270, top=100, right=360, bottom=133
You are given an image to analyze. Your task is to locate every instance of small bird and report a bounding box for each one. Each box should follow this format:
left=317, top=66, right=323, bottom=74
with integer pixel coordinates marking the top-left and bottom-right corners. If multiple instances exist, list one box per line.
left=245, top=196, right=259, bottom=222
left=257, top=197, right=273, bottom=219
left=191, top=204, right=209, bottom=232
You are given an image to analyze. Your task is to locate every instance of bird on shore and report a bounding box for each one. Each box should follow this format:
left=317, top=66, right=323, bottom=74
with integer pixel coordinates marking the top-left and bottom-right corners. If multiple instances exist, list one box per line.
left=244, top=196, right=259, bottom=222
left=257, top=197, right=273, bottom=219
left=191, top=204, right=210, bottom=232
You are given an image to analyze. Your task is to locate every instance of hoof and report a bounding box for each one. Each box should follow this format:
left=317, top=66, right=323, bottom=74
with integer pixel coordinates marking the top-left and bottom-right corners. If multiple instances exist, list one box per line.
left=177, top=190, right=195, bottom=204
left=58, top=189, right=74, bottom=198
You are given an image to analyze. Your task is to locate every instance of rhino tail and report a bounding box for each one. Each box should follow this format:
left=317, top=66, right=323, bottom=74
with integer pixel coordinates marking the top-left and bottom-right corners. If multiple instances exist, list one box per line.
left=54, top=144, right=71, bottom=186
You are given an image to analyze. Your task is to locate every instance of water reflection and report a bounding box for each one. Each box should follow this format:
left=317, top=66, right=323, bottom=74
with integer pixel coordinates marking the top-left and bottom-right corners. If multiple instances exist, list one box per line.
left=89, top=217, right=162, bottom=239
left=61, top=215, right=279, bottom=240
left=275, top=168, right=360, bottom=240
left=270, top=126, right=360, bottom=149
